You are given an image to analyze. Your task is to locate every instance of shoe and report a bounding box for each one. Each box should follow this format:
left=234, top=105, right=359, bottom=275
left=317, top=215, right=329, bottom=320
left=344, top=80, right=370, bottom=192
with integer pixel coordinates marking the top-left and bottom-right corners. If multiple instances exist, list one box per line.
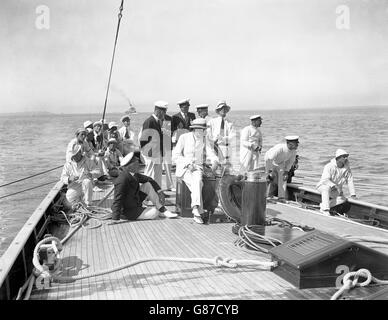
left=193, top=215, right=204, bottom=224
left=192, top=207, right=201, bottom=217
left=159, top=210, right=178, bottom=218
left=143, top=200, right=153, bottom=206
left=277, top=198, right=286, bottom=203
left=170, top=188, right=176, bottom=192
left=319, top=209, right=330, bottom=216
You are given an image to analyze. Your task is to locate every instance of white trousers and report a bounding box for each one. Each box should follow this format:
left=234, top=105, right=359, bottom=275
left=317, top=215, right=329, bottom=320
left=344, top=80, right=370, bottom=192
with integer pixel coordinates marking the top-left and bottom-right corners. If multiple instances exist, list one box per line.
left=143, top=155, right=163, bottom=187
left=137, top=182, right=163, bottom=220
left=317, top=185, right=345, bottom=211
left=267, top=167, right=287, bottom=199
left=240, top=149, right=260, bottom=172
left=182, top=169, right=203, bottom=211
left=66, top=179, right=93, bottom=206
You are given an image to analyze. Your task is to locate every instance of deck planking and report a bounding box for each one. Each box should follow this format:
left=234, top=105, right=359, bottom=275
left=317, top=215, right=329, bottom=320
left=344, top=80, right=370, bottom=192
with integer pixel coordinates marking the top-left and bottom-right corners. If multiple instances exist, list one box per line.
left=27, top=177, right=388, bottom=300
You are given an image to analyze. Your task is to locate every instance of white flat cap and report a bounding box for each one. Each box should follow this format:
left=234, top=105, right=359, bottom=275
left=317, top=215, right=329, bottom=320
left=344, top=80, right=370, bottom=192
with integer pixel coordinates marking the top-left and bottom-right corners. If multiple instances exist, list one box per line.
left=120, top=152, right=134, bottom=166
left=83, top=120, right=93, bottom=129
left=285, top=135, right=299, bottom=142
left=335, top=149, right=349, bottom=158
left=154, top=100, right=168, bottom=109
left=250, top=115, right=262, bottom=120
left=120, top=115, right=131, bottom=122
left=93, top=121, right=102, bottom=127
left=196, top=104, right=209, bottom=109
left=108, top=122, right=118, bottom=130
left=189, top=118, right=207, bottom=129
left=177, top=98, right=190, bottom=106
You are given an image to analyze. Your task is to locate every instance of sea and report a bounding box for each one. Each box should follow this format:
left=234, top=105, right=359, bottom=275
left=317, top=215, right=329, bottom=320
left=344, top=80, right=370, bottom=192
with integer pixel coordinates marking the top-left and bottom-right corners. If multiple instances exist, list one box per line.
left=0, top=106, right=388, bottom=256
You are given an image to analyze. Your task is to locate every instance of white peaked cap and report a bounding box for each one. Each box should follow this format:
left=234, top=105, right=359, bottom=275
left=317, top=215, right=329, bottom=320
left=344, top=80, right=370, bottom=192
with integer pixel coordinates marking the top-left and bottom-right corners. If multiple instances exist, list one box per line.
left=120, top=152, right=134, bottom=166
left=285, top=135, right=299, bottom=141
left=154, top=100, right=168, bottom=109
left=250, top=115, right=262, bottom=120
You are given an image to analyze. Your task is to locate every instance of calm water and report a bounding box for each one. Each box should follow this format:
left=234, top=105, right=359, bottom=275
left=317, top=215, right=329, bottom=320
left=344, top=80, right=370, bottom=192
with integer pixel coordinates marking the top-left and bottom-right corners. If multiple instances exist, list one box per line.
left=1, top=106, right=388, bottom=255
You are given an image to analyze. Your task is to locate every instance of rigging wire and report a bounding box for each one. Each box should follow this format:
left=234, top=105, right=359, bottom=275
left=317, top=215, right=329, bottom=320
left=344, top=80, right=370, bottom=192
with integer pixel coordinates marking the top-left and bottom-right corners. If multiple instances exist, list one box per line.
left=0, top=180, right=58, bottom=200
left=0, top=165, right=62, bottom=188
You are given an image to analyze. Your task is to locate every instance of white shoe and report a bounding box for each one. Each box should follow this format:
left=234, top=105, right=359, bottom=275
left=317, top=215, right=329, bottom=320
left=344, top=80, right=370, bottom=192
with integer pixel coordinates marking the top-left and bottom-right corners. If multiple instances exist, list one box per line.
left=143, top=200, right=153, bottom=206
left=319, top=209, right=330, bottom=216
left=193, top=215, right=204, bottom=224
left=159, top=210, right=178, bottom=218
left=192, top=207, right=201, bottom=217
left=170, top=187, right=176, bottom=192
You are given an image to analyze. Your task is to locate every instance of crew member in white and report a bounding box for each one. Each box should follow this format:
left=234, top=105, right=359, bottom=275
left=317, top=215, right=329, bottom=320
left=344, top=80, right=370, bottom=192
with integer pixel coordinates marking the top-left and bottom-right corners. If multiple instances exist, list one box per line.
left=61, top=144, right=103, bottom=208
left=207, top=101, right=235, bottom=165
left=240, top=115, right=263, bottom=172
left=118, top=115, right=137, bottom=156
left=265, top=136, right=299, bottom=201
left=316, top=149, right=356, bottom=215
left=172, top=118, right=219, bottom=224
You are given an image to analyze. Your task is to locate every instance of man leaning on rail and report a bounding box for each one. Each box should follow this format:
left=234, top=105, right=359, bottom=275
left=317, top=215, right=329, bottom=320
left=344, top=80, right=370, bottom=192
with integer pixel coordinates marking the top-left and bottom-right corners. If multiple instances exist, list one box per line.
left=316, top=149, right=357, bottom=216
left=61, top=143, right=103, bottom=209
left=110, top=151, right=178, bottom=223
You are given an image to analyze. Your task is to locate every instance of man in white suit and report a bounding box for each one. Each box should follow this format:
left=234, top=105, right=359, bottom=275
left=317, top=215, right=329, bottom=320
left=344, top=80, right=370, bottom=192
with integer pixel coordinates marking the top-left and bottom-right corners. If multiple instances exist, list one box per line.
left=172, top=118, right=219, bottom=224
left=207, top=101, right=235, bottom=165
left=240, top=115, right=263, bottom=173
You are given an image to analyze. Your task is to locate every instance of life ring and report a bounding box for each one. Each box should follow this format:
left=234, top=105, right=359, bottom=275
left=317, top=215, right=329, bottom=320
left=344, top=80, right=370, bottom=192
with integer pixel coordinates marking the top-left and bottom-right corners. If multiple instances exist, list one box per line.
left=217, top=174, right=244, bottom=223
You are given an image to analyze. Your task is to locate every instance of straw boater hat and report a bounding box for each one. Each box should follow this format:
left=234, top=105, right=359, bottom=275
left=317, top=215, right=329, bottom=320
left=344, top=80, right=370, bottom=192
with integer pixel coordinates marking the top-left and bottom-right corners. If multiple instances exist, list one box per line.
left=215, top=100, right=231, bottom=113
left=189, top=118, right=207, bottom=129
left=83, top=120, right=93, bottom=129
left=285, top=135, right=299, bottom=143
left=154, top=100, right=168, bottom=109
left=120, top=115, right=130, bottom=122
left=177, top=98, right=190, bottom=107
left=196, top=104, right=209, bottom=110
left=335, top=149, right=349, bottom=159
left=120, top=152, right=136, bottom=166
left=250, top=115, right=262, bottom=120
left=108, top=122, right=118, bottom=130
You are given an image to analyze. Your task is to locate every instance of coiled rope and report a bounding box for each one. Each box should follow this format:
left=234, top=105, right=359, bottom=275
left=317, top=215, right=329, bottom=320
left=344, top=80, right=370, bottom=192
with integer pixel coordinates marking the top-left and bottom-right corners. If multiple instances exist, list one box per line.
left=331, top=268, right=388, bottom=300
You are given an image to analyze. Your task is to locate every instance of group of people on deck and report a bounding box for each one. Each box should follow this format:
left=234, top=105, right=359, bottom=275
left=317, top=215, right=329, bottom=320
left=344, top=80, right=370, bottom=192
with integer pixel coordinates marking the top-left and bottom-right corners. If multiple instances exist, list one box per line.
left=60, top=98, right=357, bottom=223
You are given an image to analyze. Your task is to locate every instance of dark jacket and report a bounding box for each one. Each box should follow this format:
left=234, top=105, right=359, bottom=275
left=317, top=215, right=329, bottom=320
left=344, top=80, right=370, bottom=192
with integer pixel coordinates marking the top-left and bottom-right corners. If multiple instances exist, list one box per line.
left=140, top=115, right=163, bottom=157
left=171, top=112, right=196, bottom=132
left=111, top=168, right=161, bottom=220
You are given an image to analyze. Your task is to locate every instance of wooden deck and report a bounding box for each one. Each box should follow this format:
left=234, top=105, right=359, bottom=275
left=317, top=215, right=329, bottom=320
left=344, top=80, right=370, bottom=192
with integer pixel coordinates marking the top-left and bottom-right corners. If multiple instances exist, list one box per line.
left=28, top=179, right=388, bottom=300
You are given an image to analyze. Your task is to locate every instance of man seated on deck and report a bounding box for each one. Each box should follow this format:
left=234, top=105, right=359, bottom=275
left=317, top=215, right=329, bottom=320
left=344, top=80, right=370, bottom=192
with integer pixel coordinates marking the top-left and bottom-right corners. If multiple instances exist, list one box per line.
left=65, top=128, right=95, bottom=162
left=172, top=118, right=219, bottom=224
left=264, top=135, right=299, bottom=202
left=61, top=144, right=103, bottom=209
left=316, top=149, right=357, bottom=216
left=111, top=152, right=178, bottom=222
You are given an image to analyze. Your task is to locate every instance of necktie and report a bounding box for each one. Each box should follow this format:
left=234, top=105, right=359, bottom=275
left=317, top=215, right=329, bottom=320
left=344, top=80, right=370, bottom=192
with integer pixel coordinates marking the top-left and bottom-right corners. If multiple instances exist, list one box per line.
left=125, top=128, right=129, bottom=139
left=220, top=118, right=225, bottom=136
left=202, top=135, right=207, bottom=165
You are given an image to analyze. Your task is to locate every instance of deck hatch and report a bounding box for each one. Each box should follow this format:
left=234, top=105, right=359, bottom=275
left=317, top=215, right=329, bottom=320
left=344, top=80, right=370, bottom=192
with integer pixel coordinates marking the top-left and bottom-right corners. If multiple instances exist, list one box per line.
left=286, top=234, right=337, bottom=256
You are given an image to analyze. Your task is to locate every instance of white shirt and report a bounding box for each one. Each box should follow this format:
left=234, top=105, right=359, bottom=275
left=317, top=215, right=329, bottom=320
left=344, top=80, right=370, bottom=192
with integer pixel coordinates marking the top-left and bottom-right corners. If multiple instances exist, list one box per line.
left=317, top=158, right=356, bottom=195
left=240, top=125, right=262, bottom=151
left=118, top=126, right=136, bottom=144
left=60, top=157, right=102, bottom=186
left=172, top=132, right=218, bottom=177
left=207, top=116, right=235, bottom=145
left=264, top=143, right=297, bottom=172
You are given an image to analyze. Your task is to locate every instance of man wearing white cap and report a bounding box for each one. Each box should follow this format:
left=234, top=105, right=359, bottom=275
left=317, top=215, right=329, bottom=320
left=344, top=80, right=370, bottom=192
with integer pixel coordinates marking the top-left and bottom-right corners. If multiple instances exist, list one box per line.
left=316, top=149, right=356, bottom=215
left=111, top=152, right=178, bottom=222
left=139, top=101, right=168, bottom=187
left=264, top=136, right=299, bottom=201
left=195, top=104, right=212, bottom=126
left=61, top=145, right=103, bottom=208
left=172, top=118, right=219, bottom=224
left=207, top=101, right=235, bottom=164
left=83, top=120, right=93, bottom=130
left=65, top=128, right=95, bottom=162
left=104, top=138, right=124, bottom=178
left=240, top=115, right=263, bottom=172
left=171, top=98, right=196, bottom=144
left=118, top=115, right=137, bottom=156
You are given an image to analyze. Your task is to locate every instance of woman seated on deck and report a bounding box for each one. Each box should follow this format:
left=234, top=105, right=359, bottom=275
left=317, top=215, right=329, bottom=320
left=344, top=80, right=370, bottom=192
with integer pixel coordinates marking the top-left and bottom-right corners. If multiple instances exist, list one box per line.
left=104, top=138, right=123, bottom=178
left=111, top=152, right=178, bottom=222
left=61, top=144, right=103, bottom=209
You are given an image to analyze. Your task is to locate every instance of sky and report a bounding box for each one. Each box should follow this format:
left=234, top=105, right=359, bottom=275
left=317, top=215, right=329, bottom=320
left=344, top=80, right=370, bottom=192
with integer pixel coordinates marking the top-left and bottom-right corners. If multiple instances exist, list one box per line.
left=1, top=0, right=388, bottom=113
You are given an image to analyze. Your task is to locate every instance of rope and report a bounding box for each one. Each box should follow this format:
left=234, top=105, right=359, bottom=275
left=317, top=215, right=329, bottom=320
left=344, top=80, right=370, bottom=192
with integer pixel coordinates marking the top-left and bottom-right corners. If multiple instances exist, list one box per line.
left=0, top=180, right=58, bottom=200
left=49, top=256, right=277, bottom=282
left=331, top=268, right=388, bottom=300
left=101, top=0, right=124, bottom=124
left=0, top=165, right=62, bottom=188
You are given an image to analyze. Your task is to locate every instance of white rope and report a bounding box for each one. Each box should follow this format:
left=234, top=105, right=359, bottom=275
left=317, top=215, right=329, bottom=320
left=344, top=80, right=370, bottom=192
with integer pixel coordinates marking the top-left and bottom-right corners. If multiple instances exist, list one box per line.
left=331, top=268, right=388, bottom=300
